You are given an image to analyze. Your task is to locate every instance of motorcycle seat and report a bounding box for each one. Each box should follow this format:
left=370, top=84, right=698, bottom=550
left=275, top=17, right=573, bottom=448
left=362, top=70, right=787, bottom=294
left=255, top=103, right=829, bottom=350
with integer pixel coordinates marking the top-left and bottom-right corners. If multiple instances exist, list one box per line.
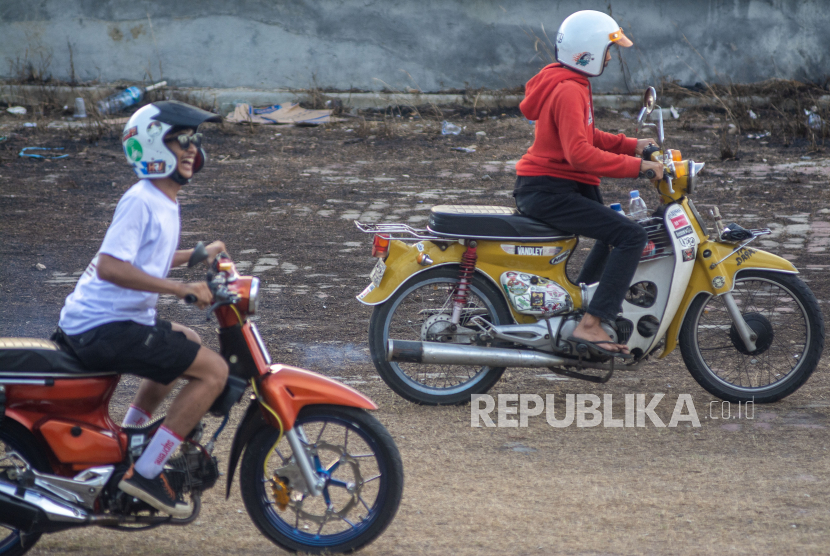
left=0, top=338, right=115, bottom=378
left=427, top=205, right=575, bottom=241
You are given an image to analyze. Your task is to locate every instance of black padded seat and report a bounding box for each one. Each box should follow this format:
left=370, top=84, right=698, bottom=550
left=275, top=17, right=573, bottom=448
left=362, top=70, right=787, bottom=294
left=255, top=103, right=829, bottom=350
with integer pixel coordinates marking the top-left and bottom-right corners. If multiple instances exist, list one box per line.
left=427, top=205, right=574, bottom=241
left=0, top=338, right=113, bottom=377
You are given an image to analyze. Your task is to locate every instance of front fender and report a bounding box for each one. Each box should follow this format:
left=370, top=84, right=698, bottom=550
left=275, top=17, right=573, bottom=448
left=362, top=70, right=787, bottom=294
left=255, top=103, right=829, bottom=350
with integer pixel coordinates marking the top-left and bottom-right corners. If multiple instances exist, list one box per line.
left=258, top=365, right=377, bottom=431
left=357, top=239, right=466, bottom=305
left=659, top=240, right=797, bottom=358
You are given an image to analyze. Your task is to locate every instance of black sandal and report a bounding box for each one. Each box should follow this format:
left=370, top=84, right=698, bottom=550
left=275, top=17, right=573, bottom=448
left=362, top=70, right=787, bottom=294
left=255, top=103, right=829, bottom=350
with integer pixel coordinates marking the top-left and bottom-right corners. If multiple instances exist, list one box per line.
left=567, top=336, right=634, bottom=360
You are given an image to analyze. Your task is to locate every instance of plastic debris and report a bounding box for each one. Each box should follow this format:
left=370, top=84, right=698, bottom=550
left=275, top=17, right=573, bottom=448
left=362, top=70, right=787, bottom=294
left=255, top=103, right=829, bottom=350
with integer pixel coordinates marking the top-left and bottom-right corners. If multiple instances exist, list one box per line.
left=475, top=131, right=487, bottom=136
left=748, top=109, right=758, bottom=120
left=6, top=106, right=26, bottom=115
left=22, top=123, right=37, bottom=128
left=670, top=106, right=680, bottom=119
left=805, top=109, right=823, bottom=131
left=452, top=146, right=476, bottom=153
left=97, top=81, right=166, bottom=115
left=227, top=103, right=338, bottom=125
left=19, top=147, right=69, bottom=160
left=747, top=131, right=770, bottom=140
left=441, top=121, right=462, bottom=135
left=35, top=263, right=46, bottom=271
left=73, top=98, right=87, bottom=118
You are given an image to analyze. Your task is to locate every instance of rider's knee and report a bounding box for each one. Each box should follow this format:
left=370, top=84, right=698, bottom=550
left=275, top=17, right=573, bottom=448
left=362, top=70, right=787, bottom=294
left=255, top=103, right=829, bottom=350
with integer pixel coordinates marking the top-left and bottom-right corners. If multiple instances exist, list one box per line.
left=208, top=357, right=229, bottom=393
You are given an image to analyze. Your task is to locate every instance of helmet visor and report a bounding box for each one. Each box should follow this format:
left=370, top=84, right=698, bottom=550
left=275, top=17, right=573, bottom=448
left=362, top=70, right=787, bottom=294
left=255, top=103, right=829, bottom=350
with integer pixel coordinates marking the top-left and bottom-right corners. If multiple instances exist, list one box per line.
left=609, top=28, right=633, bottom=47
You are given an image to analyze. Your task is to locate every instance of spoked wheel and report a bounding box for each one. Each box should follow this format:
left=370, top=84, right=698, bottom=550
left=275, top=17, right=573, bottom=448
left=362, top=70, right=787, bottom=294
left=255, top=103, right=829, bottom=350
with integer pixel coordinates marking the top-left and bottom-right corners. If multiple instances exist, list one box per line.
left=240, top=405, right=403, bottom=554
left=369, top=267, right=513, bottom=405
left=0, top=423, right=52, bottom=556
left=680, top=270, right=824, bottom=403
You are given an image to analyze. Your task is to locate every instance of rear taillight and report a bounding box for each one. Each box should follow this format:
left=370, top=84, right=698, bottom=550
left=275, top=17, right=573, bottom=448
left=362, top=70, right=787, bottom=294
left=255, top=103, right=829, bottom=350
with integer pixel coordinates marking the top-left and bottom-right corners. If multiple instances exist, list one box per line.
left=372, top=234, right=390, bottom=258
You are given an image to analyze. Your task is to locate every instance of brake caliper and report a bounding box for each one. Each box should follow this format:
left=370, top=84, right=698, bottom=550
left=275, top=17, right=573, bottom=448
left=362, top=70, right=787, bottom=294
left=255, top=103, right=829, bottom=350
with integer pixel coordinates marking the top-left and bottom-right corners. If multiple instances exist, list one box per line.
left=271, top=475, right=291, bottom=511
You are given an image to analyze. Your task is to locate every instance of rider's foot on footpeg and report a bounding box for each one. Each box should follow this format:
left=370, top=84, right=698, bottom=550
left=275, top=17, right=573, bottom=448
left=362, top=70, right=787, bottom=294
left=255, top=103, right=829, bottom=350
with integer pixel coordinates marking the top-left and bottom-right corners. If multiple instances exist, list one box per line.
left=118, top=464, right=192, bottom=518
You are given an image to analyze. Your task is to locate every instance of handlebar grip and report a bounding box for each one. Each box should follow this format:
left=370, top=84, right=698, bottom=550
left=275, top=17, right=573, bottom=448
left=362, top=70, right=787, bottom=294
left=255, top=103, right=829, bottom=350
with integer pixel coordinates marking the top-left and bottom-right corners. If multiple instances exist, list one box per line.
left=184, top=294, right=198, bottom=304
left=639, top=169, right=657, bottom=180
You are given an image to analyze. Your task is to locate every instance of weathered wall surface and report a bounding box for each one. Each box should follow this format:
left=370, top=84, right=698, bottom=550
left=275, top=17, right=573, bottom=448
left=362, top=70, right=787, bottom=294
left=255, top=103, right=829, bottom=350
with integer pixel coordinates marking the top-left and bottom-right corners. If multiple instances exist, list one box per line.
left=1, top=0, right=828, bottom=93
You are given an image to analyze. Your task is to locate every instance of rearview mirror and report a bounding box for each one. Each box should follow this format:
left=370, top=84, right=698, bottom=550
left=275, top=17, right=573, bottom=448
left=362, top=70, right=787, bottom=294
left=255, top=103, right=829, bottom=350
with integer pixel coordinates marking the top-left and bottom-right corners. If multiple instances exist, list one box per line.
left=636, top=86, right=657, bottom=125
left=188, top=242, right=209, bottom=268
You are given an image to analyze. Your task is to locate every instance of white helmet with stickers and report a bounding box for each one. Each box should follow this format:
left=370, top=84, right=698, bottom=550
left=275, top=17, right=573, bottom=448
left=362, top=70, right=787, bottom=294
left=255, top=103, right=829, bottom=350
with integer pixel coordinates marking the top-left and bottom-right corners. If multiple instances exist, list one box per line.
left=555, top=10, right=633, bottom=77
left=121, top=100, right=221, bottom=182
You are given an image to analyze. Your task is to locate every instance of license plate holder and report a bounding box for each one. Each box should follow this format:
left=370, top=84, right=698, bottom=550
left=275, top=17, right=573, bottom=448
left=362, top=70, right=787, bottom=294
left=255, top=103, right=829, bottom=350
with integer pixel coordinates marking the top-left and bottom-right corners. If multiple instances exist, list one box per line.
left=370, top=259, right=386, bottom=287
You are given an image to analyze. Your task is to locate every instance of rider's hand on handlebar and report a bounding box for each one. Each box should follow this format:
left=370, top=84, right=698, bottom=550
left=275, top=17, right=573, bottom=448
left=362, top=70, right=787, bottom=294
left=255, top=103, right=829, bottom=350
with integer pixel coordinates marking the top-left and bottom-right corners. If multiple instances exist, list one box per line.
left=179, top=282, right=213, bottom=309
left=640, top=160, right=664, bottom=181
left=635, top=138, right=656, bottom=156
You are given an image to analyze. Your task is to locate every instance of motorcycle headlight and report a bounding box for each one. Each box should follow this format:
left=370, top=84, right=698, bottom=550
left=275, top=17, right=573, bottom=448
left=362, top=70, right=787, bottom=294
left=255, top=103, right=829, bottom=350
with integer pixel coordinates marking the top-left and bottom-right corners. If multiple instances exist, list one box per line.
left=249, top=277, right=261, bottom=315
left=687, top=160, right=705, bottom=194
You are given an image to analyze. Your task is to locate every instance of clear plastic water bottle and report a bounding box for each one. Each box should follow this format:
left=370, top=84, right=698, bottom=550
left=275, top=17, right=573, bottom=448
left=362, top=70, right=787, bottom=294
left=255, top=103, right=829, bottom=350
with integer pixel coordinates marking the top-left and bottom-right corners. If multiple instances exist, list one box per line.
left=610, top=203, right=625, bottom=216
left=441, top=121, right=462, bottom=135
left=96, top=81, right=167, bottom=115
left=628, top=190, right=648, bottom=220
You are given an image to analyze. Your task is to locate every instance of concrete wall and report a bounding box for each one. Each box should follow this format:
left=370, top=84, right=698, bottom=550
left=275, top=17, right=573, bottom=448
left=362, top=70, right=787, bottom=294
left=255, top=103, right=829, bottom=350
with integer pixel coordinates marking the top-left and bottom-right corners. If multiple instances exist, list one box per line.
left=1, top=0, right=828, bottom=94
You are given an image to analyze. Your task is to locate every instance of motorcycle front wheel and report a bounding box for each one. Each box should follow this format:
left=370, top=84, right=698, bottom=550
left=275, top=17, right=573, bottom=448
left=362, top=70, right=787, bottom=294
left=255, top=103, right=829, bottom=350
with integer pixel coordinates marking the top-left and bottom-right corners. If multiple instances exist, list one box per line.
left=240, top=405, right=403, bottom=554
left=369, top=267, right=513, bottom=405
left=0, top=422, right=53, bottom=556
left=679, top=270, right=824, bottom=403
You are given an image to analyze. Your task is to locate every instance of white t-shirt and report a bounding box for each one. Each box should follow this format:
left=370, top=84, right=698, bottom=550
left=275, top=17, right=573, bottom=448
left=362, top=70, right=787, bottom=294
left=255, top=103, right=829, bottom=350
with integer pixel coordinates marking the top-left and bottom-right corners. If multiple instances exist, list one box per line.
left=59, top=180, right=181, bottom=334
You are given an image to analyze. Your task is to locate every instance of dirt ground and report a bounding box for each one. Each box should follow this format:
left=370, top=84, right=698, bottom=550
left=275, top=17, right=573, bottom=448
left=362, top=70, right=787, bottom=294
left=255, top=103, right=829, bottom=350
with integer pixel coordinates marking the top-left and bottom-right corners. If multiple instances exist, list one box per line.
left=1, top=102, right=830, bottom=555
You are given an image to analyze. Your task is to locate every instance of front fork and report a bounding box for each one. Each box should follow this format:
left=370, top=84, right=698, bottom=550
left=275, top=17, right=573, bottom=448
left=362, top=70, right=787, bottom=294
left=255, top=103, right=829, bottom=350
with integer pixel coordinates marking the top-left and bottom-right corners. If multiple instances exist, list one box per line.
left=285, top=428, right=326, bottom=497
left=722, top=292, right=758, bottom=352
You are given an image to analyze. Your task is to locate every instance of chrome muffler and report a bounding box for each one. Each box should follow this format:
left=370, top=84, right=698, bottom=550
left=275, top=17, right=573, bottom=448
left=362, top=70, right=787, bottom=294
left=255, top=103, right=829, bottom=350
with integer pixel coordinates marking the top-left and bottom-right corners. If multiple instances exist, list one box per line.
left=387, top=340, right=570, bottom=368
left=0, top=478, right=88, bottom=532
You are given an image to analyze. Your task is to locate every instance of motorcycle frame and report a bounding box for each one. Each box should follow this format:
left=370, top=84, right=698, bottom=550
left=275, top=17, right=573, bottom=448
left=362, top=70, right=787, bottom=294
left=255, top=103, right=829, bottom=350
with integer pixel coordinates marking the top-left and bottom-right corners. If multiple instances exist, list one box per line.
left=357, top=192, right=797, bottom=361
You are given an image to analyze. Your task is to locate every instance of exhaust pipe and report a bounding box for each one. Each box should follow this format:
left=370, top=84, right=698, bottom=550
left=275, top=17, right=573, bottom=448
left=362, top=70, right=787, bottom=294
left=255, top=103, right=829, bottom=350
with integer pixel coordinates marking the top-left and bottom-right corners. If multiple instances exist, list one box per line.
left=388, top=340, right=571, bottom=368
left=0, top=479, right=88, bottom=533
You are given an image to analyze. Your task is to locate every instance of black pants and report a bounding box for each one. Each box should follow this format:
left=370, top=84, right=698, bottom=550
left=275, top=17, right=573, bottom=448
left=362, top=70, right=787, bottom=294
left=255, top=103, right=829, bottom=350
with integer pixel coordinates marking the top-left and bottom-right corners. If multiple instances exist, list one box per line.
left=514, top=176, right=647, bottom=321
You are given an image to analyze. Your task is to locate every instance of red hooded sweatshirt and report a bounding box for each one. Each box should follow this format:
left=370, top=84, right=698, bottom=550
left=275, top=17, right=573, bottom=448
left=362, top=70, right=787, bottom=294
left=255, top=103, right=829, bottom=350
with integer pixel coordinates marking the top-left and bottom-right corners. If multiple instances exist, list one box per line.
left=516, top=63, right=641, bottom=186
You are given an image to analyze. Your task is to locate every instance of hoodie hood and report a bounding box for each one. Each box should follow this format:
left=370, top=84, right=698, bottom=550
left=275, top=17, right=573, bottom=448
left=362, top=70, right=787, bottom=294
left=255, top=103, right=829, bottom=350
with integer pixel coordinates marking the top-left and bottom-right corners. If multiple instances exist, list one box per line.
left=519, top=63, right=590, bottom=121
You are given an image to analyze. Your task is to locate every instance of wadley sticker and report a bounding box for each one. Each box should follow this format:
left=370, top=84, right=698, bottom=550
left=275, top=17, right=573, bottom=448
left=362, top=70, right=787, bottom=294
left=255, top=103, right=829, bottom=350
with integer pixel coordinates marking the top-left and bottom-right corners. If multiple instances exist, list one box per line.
left=501, top=244, right=562, bottom=257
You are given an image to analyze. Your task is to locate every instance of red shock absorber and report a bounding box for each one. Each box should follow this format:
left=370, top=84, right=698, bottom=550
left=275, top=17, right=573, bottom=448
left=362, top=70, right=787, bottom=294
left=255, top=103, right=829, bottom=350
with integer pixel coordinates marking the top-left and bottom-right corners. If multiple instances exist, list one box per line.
left=451, top=241, right=478, bottom=324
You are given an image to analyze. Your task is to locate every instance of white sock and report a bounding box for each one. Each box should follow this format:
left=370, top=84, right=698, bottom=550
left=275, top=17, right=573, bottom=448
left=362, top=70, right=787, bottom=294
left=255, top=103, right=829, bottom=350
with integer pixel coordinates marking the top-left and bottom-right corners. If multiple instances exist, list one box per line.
left=135, top=425, right=182, bottom=479
left=122, top=404, right=152, bottom=427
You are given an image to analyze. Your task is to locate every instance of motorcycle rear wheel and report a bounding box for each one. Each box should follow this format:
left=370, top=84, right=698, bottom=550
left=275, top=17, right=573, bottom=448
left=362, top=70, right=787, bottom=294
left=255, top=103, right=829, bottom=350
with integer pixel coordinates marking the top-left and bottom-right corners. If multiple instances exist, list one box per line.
left=0, top=422, right=53, bottom=556
left=369, top=267, right=513, bottom=405
left=679, top=270, right=824, bottom=403
left=240, top=405, right=403, bottom=554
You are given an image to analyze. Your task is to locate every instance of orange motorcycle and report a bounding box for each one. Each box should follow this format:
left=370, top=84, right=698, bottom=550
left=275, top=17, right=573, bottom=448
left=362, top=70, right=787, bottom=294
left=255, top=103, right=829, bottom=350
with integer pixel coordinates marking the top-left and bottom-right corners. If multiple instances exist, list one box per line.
left=0, top=245, right=403, bottom=555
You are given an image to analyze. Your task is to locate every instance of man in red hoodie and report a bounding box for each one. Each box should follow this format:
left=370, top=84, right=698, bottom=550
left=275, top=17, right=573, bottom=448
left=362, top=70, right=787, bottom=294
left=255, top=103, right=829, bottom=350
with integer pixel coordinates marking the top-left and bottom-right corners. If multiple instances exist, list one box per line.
left=515, top=10, right=663, bottom=357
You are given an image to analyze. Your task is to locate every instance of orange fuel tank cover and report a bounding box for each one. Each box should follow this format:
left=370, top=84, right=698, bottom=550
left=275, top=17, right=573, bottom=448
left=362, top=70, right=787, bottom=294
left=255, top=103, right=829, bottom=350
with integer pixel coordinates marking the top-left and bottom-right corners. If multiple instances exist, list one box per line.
left=38, top=420, right=123, bottom=465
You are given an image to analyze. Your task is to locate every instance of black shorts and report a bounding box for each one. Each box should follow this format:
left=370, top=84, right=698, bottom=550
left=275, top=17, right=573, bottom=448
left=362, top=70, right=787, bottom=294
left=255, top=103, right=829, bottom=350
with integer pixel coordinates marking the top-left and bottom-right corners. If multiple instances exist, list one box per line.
left=59, top=320, right=201, bottom=385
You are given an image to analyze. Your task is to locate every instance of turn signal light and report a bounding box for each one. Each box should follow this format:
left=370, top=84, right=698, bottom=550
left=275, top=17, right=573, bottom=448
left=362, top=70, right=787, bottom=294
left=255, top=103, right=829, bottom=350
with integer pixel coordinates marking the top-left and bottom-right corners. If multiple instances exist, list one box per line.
left=670, top=149, right=683, bottom=162
left=372, top=234, right=391, bottom=258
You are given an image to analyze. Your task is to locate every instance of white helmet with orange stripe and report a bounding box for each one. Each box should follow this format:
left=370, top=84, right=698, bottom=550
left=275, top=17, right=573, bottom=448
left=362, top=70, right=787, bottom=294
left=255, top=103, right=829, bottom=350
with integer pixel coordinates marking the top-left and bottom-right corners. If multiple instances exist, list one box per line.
left=555, top=10, right=633, bottom=77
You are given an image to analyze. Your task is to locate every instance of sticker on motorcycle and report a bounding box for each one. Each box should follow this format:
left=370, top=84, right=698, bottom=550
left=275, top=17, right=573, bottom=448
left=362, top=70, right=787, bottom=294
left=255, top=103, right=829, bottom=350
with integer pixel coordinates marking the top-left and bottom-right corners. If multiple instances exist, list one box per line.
left=735, top=248, right=756, bottom=266
left=670, top=213, right=690, bottom=229
left=358, top=283, right=375, bottom=299
left=415, top=242, right=424, bottom=252
left=501, top=244, right=562, bottom=257
left=675, top=226, right=694, bottom=238
left=682, top=247, right=695, bottom=261
left=370, top=259, right=386, bottom=287
left=500, top=271, right=572, bottom=316
left=550, top=249, right=571, bottom=265
left=712, top=276, right=726, bottom=289
left=678, top=234, right=696, bottom=248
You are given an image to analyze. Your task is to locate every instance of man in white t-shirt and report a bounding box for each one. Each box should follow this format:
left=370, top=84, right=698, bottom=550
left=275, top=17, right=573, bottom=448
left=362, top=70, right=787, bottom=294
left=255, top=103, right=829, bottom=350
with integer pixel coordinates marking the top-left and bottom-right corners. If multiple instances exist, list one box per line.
left=56, top=101, right=228, bottom=518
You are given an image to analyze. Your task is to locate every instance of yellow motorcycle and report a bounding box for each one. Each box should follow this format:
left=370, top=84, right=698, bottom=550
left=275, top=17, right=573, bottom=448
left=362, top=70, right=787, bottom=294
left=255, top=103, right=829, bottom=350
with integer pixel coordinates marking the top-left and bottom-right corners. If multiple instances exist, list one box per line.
left=355, top=87, right=824, bottom=405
